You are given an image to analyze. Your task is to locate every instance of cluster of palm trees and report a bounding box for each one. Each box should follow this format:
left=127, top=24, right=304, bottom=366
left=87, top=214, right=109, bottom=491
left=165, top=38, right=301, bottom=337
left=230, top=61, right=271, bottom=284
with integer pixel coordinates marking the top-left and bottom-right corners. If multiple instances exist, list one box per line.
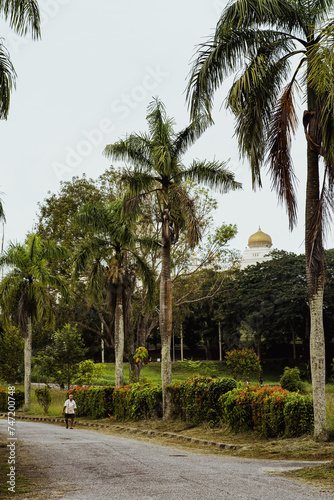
left=0, top=98, right=241, bottom=415
left=1, top=0, right=333, bottom=438
left=186, top=0, right=334, bottom=440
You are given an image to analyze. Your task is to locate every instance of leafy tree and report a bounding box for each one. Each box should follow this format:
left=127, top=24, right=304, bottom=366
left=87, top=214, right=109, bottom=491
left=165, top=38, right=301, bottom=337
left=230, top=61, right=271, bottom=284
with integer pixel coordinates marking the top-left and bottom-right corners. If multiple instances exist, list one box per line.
left=37, top=324, right=87, bottom=389
left=0, top=234, right=70, bottom=407
left=0, top=0, right=40, bottom=119
left=35, top=170, right=120, bottom=252
left=75, top=359, right=105, bottom=386
left=0, top=324, right=23, bottom=383
left=104, top=97, right=241, bottom=415
left=36, top=173, right=120, bottom=360
left=73, top=200, right=155, bottom=387
left=187, top=0, right=334, bottom=439
left=232, top=252, right=308, bottom=357
left=225, top=348, right=262, bottom=382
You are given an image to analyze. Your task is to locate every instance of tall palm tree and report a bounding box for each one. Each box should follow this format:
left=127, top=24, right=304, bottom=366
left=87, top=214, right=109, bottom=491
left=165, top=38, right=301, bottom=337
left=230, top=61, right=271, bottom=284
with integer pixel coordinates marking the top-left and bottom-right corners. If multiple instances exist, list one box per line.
left=104, top=98, right=241, bottom=414
left=0, top=0, right=40, bottom=119
left=0, top=233, right=70, bottom=408
left=73, top=200, right=155, bottom=387
left=186, top=0, right=334, bottom=440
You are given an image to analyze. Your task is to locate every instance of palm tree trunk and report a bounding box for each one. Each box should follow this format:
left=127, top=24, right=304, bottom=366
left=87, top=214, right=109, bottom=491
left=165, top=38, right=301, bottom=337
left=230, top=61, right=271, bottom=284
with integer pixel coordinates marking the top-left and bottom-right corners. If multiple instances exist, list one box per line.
left=114, top=285, right=124, bottom=387
left=305, top=106, right=328, bottom=441
left=24, top=316, right=32, bottom=409
left=160, top=212, right=172, bottom=417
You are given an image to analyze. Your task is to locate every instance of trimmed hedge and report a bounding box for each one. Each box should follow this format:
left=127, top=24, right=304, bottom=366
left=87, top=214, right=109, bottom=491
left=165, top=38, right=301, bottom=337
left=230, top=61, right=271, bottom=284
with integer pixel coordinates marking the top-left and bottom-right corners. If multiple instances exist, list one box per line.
left=220, top=385, right=314, bottom=437
left=0, top=388, right=24, bottom=411
left=113, top=384, right=162, bottom=421
left=68, top=386, right=114, bottom=419
left=167, top=375, right=237, bottom=425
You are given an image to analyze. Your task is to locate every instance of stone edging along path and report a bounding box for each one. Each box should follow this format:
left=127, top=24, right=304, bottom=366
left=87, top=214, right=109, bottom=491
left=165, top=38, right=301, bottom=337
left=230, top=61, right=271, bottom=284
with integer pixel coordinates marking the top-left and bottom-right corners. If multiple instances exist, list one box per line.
left=0, top=414, right=243, bottom=451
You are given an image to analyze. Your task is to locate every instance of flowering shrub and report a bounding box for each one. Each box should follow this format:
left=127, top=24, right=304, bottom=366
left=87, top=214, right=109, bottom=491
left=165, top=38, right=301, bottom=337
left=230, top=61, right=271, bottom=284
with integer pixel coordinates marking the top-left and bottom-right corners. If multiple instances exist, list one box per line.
left=0, top=388, right=24, bottom=411
left=68, top=386, right=114, bottom=419
left=112, top=384, right=162, bottom=421
left=220, top=385, right=314, bottom=437
left=167, top=375, right=237, bottom=425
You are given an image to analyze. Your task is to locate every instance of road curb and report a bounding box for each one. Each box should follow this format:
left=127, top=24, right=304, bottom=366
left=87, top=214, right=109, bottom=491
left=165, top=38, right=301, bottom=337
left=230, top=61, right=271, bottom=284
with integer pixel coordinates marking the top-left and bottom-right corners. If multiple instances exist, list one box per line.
left=0, top=413, right=243, bottom=450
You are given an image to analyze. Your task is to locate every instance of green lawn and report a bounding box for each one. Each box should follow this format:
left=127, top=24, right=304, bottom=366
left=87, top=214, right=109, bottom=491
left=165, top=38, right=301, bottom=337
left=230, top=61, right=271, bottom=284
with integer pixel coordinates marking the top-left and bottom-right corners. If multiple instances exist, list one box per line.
left=94, top=360, right=237, bottom=386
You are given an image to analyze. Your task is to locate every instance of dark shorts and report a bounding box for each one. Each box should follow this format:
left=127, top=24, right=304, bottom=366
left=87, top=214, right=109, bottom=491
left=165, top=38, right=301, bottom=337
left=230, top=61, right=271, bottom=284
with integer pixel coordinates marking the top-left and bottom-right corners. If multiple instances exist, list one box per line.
left=65, top=413, right=75, bottom=419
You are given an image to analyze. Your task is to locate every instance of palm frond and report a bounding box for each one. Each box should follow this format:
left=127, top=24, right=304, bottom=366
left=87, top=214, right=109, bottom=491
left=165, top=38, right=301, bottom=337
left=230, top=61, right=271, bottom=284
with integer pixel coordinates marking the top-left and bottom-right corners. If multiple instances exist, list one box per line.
left=216, top=0, right=306, bottom=34
left=0, top=194, right=5, bottom=222
left=172, top=114, right=212, bottom=157
left=266, top=82, right=299, bottom=229
left=129, top=251, right=157, bottom=308
left=0, top=39, right=16, bottom=119
left=121, top=168, right=158, bottom=199
left=104, top=134, right=152, bottom=170
left=186, top=23, right=297, bottom=120
left=169, top=183, right=202, bottom=247
left=0, top=0, right=40, bottom=39
left=179, top=160, right=242, bottom=194
left=227, top=44, right=299, bottom=186
left=146, top=97, right=175, bottom=147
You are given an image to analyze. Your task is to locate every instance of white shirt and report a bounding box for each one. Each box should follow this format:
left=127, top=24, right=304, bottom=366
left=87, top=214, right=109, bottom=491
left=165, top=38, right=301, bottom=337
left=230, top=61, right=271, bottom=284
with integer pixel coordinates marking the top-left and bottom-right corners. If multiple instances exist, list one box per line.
left=64, top=399, right=77, bottom=414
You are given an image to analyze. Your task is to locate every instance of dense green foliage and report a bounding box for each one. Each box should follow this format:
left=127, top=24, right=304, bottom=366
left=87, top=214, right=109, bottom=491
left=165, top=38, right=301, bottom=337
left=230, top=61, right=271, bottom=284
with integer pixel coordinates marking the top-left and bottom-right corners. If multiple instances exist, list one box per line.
left=280, top=367, right=304, bottom=392
left=167, top=375, right=237, bottom=425
left=113, top=384, right=162, bottom=421
left=225, top=348, right=262, bottom=382
left=0, top=388, right=24, bottom=412
left=0, top=325, right=23, bottom=383
left=68, top=386, right=114, bottom=419
left=36, top=324, right=87, bottom=389
left=35, top=387, right=51, bottom=414
left=220, top=385, right=314, bottom=437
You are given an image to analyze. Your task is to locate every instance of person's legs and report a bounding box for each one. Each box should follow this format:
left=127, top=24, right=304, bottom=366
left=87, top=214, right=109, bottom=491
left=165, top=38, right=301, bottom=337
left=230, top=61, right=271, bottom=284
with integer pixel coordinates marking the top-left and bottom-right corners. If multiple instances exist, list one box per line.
left=65, top=416, right=68, bottom=429
left=70, top=417, right=74, bottom=429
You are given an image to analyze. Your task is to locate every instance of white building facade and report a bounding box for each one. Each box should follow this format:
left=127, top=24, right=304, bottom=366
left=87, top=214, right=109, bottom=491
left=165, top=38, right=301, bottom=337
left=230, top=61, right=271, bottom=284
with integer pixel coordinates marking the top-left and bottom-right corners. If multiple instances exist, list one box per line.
left=240, top=227, right=273, bottom=270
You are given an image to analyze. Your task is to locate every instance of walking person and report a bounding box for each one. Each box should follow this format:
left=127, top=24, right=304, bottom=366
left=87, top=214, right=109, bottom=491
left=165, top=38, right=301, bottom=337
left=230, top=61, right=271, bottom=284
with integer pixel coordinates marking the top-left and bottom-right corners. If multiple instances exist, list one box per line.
left=62, top=393, right=77, bottom=429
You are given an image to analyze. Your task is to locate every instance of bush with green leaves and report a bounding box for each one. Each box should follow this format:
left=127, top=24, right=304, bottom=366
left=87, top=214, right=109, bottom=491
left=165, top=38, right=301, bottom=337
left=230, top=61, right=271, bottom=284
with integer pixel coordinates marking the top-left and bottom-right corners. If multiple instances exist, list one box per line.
left=68, top=386, right=114, bottom=419
left=36, top=324, right=87, bottom=389
left=220, top=385, right=313, bottom=437
left=112, top=384, right=162, bottom=421
left=280, top=367, right=304, bottom=392
left=0, top=388, right=24, bottom=411
left=167, top=375, right=237, bottom=425
left=0, top=325, right=24, bottom=383
left=35, top=387, right=52, bottom=414
left=75, top=360, right=105, bottom=386
left=225, top=348, right=262, bottom=382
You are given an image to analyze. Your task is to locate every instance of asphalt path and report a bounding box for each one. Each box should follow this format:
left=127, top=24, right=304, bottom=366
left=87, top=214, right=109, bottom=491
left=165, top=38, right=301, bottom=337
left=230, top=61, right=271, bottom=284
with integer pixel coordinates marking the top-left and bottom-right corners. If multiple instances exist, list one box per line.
left=0, top=419, right=333, bottom=500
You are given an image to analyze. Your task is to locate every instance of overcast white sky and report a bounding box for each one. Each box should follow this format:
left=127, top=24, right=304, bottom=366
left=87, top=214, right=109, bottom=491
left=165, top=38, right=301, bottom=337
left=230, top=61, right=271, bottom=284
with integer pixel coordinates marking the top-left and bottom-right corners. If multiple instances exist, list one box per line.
left=0, top=0, right=331, bottom=256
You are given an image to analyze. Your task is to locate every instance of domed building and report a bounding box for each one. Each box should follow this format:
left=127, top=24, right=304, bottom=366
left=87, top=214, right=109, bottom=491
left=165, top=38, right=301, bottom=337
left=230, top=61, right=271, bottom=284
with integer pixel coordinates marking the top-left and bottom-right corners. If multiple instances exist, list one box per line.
left=240, top=227, right=273, bottom=269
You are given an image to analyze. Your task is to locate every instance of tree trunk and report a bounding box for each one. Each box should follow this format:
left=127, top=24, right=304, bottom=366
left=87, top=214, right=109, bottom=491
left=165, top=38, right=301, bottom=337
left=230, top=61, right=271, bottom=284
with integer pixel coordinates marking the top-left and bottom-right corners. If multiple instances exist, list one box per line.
left=305, top=103, right=328, bottom=440
left=218, top=322, right=222, bottom=361
left=180, top=323, right=184, bottom=361
left=114, top=285, right=124, bottom=387
left=160, top=211, right=172, bottom=417
left=291, top=327, right=296, bottom=360
left=24, top=316, right=32, bottom=409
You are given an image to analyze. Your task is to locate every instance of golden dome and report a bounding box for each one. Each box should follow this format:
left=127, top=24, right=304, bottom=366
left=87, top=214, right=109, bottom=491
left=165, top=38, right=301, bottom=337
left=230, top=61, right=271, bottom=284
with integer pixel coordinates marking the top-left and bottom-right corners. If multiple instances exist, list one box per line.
left=248, top=227, right=272, bottom=248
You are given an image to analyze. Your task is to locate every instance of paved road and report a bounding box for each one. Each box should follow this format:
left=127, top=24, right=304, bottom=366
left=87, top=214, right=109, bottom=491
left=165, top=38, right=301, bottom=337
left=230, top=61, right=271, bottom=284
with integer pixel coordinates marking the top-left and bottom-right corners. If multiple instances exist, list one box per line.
left=1, top=419, right=333, bottom=500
